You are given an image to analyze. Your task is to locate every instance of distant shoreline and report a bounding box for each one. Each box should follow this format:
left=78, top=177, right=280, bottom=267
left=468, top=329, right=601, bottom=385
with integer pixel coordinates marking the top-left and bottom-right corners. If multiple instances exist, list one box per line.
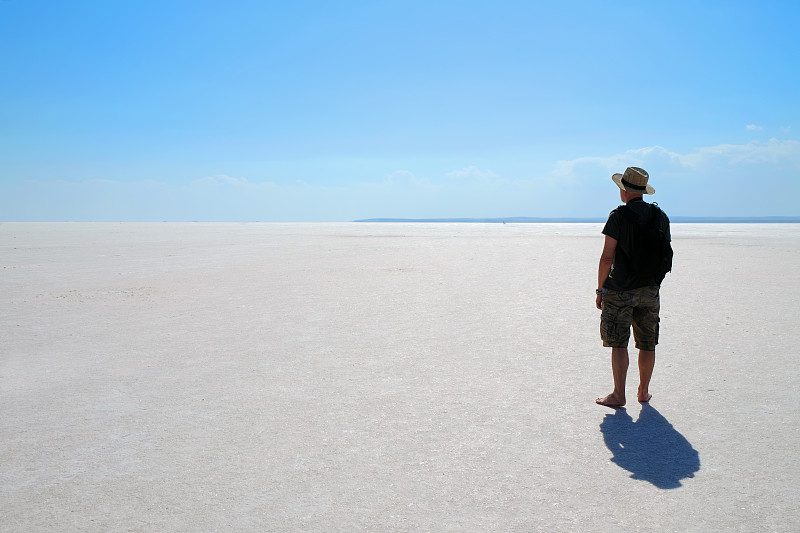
left=355, top=217, right=800, bottom=224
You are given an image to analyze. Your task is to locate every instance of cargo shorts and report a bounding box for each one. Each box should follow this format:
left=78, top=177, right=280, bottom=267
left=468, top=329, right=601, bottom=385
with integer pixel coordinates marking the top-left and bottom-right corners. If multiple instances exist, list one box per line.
left=600, top=285, right=660, bottom=350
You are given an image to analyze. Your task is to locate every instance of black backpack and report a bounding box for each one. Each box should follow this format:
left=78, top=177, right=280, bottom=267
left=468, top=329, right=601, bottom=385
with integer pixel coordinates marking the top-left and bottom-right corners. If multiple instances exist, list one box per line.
left=618, top=203, right=673, bottom=283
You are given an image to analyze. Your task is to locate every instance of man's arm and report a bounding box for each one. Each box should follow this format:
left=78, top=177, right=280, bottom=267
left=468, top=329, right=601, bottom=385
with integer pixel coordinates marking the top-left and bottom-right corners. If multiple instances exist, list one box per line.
left=596, top=235, right=617, bottom=309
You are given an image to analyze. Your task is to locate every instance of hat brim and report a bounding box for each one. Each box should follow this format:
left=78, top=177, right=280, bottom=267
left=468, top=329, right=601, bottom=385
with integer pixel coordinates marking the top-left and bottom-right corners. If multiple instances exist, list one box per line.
left=612, top=173, right=655, bottom=194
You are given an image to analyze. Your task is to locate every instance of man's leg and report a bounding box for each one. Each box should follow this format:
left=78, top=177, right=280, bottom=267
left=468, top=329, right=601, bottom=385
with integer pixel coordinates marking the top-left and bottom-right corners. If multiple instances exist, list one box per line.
left=631, top=287, right=659, bottom=403
left=637, top=349, right=655, bottom=402
left=596, top=347, right=629, bottom=407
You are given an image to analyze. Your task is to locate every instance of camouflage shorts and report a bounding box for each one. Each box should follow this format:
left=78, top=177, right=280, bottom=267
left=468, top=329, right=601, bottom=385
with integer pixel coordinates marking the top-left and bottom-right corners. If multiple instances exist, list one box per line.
left=600, top=286, right=660, bottom=350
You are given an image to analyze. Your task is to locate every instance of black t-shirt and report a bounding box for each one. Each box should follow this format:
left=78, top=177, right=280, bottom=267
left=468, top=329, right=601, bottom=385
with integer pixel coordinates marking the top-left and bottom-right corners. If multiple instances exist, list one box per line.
left=602, top=198, right=671, bottom=291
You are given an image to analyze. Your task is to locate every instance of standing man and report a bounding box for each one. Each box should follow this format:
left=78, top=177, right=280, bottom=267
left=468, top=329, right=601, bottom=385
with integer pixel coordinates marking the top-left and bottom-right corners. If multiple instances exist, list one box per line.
left=595, top=167, right=671, bottom=408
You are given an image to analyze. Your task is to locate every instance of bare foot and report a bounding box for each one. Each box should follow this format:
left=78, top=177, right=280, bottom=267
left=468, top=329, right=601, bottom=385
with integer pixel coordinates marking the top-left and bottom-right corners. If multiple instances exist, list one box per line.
left=638, top=389, right=652, bottom=403
left=596, top=393, right=626, bottom=407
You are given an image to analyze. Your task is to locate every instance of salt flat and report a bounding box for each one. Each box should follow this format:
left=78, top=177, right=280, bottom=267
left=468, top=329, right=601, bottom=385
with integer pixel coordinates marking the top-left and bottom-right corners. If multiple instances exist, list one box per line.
left=2, top=222, right=799, bottom=532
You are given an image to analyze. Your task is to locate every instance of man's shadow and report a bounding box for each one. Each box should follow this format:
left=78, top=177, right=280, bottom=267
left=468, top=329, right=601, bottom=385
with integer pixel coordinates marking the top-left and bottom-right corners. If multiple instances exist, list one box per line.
left=600, top=403, right=700, bottom=489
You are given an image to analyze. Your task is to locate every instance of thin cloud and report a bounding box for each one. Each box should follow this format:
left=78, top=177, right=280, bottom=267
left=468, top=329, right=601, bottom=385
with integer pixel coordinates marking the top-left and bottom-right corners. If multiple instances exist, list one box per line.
left=553, top=140, right=800, bottom=175
left=446, top=166, right=501, bottom=181
left=550, top=146, right=683, bottom=182
left=681, top=139, right=800, bottom=167
left=383, top=169, right=419, bottom=184
left=746, top=124, right=764, bottom=131
left=193, top=174, right=250, bottom=186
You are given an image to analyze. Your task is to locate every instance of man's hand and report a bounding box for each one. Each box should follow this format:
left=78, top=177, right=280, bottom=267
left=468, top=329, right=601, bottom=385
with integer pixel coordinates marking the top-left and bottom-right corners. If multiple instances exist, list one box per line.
left=596, top=293, right=603, bottom=310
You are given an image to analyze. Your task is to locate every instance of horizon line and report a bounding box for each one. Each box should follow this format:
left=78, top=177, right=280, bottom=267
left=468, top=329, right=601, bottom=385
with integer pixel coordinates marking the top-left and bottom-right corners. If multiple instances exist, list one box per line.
left=3, top=216, right=800, bottom=224
left=353, top=216, right=800, bottom=224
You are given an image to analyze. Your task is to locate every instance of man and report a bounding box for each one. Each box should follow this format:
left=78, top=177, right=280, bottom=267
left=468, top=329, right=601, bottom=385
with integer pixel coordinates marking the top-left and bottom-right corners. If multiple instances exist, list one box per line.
left=595, top=167, right=671, bottom=408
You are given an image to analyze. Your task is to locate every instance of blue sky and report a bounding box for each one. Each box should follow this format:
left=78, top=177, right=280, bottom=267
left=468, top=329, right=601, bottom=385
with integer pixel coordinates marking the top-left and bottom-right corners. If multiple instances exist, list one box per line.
left=1, top=0, right=798, bottom=221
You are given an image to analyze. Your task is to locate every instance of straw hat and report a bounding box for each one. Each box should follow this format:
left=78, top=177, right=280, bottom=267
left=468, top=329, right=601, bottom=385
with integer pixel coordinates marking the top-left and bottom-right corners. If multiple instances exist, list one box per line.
left=612, top=167, right=655, bottom=194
